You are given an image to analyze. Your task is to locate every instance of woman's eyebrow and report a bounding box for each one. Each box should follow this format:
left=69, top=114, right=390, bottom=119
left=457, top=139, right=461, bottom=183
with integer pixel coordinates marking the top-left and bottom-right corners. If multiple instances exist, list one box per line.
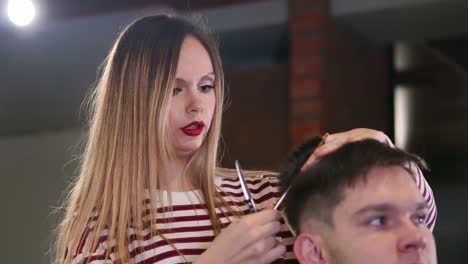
left=174, top=78, right=187, bottom=86
left=200, top=72, right=215, bottom=81
left=175, top=72, right=215, bottom=85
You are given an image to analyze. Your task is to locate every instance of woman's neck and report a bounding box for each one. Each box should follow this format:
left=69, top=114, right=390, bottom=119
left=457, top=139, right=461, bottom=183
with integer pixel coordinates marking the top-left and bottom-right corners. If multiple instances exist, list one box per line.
left=165, top=157, right=196, bottom=192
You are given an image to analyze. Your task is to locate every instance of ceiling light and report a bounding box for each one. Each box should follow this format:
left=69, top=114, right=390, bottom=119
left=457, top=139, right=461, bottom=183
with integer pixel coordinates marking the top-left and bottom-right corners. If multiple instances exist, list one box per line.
left=7, top=0, right=36, bottom=27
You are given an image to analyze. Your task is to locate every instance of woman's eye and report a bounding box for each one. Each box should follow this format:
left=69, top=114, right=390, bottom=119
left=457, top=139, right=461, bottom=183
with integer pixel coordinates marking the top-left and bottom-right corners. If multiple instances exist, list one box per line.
left=199, top=85, right=214, bottom=92
left=173, top=87, right=182, bottom=95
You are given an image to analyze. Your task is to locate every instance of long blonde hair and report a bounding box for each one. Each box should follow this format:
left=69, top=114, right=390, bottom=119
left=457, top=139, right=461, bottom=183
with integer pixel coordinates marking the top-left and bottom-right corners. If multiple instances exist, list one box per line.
left=54, top=14, right=240, bottom=264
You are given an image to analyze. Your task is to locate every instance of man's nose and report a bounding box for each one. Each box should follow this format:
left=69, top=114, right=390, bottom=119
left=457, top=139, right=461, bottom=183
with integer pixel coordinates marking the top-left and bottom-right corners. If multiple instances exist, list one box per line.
left=397, top=220, right=428, bottom=253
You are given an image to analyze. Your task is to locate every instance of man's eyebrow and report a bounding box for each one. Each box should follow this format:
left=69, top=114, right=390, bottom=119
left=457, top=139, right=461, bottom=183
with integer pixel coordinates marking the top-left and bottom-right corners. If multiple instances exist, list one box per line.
left=353, top=201, right=429, bottom=216
left=415, top=202, right=429, bottom=211
left=353, top=203, right=397, bottom=216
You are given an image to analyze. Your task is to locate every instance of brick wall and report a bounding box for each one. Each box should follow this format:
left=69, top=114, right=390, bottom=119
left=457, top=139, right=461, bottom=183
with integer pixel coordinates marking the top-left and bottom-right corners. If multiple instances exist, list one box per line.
left=289, top=0, right=390, bottom=147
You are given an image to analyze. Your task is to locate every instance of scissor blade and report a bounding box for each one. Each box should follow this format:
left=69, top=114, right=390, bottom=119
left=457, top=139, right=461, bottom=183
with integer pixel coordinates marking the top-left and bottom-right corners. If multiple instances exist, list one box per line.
left=235, top=160, right=251, bottom=201
left=273, top=186, right=291, bottom=210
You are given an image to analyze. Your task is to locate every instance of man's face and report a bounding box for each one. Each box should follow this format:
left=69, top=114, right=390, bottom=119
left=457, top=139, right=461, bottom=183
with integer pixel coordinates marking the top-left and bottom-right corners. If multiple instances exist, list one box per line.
left=296, top=166, right=437, bottom=264
left=327, top=166, right=437, bottom=264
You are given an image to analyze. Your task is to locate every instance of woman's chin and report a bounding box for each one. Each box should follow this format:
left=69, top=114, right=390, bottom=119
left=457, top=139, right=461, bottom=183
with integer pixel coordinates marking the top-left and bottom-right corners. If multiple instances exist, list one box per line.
left=174, top=145, right=202, bottom=159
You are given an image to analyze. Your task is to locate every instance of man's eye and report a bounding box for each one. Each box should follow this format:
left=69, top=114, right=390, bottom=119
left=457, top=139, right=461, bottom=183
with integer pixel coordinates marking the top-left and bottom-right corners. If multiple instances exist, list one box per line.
left=368, top=216, right=387, bottom=227
left=415, top=214, right=427, bottom=225
left=173, top=87, right=182, bottom=95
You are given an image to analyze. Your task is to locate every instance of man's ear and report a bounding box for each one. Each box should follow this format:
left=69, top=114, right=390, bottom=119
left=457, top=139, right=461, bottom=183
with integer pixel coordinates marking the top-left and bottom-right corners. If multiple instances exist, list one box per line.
left=294, top=232, right=326, bottom=264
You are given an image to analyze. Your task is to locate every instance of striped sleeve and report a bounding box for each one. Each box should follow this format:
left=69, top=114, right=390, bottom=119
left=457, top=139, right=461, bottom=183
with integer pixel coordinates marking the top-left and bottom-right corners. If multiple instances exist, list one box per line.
left=221, top=174, right=298, bottom=263
left=414, top=166, right=437, bottom=232
left=386, top=135, right=437, bottom=231
left=72, top=222, right=115, bottom=264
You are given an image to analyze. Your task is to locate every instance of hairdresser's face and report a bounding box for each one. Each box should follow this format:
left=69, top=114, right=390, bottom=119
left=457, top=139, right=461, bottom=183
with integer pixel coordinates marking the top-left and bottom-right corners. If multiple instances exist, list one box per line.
left=297, top=166, right=437, bottom=264
left=169, top=35, right=216, bottom=158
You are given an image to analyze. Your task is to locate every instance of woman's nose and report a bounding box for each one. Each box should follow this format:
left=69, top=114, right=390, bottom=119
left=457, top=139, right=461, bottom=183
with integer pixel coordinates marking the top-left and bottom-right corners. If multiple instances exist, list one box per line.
left=186, top=89, right=204, bottom=114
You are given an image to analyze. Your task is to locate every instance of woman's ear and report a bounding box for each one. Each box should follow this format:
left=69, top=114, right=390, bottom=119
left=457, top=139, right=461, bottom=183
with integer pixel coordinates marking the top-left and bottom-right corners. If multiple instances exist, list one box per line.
left=294, top=232, right=327, bottom=264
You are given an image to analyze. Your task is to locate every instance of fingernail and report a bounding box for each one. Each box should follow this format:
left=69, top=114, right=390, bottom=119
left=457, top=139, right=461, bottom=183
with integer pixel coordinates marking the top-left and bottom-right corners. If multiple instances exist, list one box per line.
left=275, top=236, right=283, bottom=244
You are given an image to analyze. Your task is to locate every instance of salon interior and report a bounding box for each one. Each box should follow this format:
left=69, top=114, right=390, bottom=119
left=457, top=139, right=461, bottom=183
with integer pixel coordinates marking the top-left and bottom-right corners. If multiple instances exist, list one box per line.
left=1, top=0, right=467, bottom=263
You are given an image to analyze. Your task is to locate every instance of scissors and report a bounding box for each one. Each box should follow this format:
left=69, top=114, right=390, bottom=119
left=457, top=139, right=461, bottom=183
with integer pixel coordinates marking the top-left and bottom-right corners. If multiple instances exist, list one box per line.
left=235, top=160, right=257, bottom=213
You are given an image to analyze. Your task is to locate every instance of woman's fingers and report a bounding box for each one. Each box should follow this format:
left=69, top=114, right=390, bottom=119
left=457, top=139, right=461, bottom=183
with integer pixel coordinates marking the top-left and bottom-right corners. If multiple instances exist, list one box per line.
left=260, top=244, right=287, bottom=264
left=236, top=237, right=285, bottom=264
left=241, top=209, right=279, bottom=227
left=200, top=209, right=283, bottom=264
left=236, top=210, right=281, bottom=246
left=255, top=220, right=282, bottom=240
left=301, top=129, right=391, bottom=171
left=247, top=236, right=277, bottom=257
left=245, top=237, right=285, bottom=264
left=300, top=153, right=318, bottom=172
left=313, top=132, right=349, bottom=157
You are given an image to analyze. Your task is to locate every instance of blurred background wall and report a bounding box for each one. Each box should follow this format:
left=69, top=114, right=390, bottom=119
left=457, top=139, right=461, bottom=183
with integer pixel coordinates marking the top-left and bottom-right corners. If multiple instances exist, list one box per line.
left=1, top=0, right=467, bottom=262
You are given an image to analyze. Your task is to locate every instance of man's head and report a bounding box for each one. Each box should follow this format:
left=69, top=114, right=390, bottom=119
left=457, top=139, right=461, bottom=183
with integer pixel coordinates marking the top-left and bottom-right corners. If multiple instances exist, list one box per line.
left=282, top=139, right=437, bottom=264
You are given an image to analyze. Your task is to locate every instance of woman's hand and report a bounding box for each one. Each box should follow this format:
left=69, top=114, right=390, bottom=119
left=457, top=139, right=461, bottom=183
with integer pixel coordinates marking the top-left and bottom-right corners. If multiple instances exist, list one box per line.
left=301, top=128, right=392, bottom=171
left=195, top=207, right=285, bottom=264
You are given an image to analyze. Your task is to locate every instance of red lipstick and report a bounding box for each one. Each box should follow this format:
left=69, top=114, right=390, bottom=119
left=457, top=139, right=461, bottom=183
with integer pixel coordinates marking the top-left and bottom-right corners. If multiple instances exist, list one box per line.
left=181, top=121, right=205, bottom=136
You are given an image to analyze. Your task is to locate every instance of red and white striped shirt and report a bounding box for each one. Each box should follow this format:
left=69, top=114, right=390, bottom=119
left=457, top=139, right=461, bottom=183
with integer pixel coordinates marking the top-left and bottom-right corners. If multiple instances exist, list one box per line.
left=72, top=175, right=297, bottom=264
left=416, top=166, right=437, bottom=231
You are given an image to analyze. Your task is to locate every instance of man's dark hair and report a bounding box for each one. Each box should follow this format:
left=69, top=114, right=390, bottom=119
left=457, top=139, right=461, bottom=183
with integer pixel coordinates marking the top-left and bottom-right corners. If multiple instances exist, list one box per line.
left=282, top=139, right=428, bottom=234
left=279, top=136, right=323, bottom=194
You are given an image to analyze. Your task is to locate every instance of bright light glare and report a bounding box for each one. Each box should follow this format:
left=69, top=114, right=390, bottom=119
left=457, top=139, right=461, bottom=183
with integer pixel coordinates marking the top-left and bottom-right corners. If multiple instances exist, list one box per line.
left=7, top=0, right=36, bottom=26
left=394, top=85, right=410, bottom=150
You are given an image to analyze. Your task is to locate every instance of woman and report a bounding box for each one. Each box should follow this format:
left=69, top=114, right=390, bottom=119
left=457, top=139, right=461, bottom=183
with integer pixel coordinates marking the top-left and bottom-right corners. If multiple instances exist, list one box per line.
left=54, top=14, right=436, bottom=264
